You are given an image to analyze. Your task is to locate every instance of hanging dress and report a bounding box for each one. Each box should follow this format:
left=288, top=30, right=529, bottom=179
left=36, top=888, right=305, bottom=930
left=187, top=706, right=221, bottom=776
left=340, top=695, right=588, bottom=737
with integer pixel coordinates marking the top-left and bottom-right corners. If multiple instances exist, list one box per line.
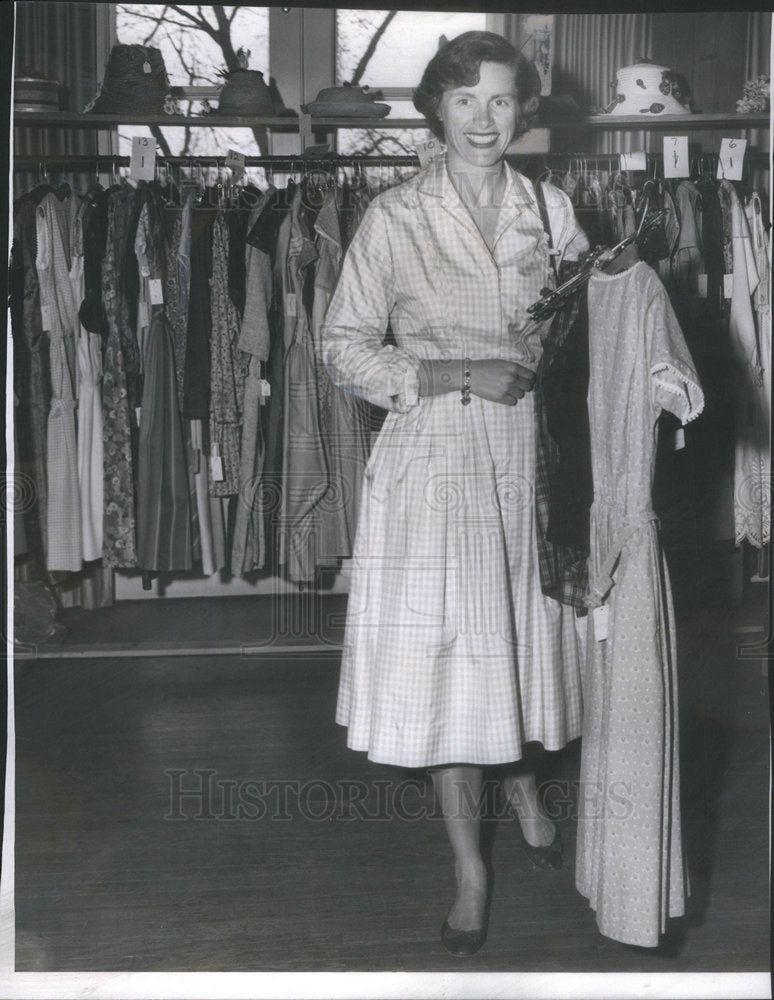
left=36, top=190, right=82, bottom=572
left=102, top=185, right=139, bottom=568
left=322, top=157, right=589, bottom=768
left=576, top=259, right=704, bottom=947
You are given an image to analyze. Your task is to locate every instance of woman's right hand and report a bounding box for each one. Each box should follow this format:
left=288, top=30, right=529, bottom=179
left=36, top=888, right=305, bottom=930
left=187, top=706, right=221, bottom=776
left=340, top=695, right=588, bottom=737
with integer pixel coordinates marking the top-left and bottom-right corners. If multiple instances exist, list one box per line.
left=470, top=359, right=536, bottom=405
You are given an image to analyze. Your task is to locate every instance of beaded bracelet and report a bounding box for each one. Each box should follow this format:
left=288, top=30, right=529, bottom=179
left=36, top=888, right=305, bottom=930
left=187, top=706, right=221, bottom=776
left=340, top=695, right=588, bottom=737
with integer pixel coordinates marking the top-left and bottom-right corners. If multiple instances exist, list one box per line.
left=461, top=358, right=472, bottom=405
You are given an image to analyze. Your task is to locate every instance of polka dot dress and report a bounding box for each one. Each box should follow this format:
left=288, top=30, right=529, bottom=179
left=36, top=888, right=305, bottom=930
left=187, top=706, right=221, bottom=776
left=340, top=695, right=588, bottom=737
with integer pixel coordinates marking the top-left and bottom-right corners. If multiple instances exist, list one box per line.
left=576, top=261, right=704, bottom=947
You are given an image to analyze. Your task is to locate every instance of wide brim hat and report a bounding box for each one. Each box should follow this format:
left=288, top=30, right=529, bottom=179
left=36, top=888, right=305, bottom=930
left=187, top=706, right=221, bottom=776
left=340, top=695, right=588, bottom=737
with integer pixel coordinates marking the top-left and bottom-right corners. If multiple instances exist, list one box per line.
left=607, top=62, right=692, bottom=116
left=85, top=44, right=169, bottom=114
left=302, top=84, right=390, bottom=118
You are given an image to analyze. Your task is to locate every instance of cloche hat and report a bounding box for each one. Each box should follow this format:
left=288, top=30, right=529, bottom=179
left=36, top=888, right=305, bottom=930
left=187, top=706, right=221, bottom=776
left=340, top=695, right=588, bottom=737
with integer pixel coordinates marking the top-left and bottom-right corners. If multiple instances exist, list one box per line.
left=605, top=59, right=692, bottom=116
left=302, top=84, right=390, bottom=118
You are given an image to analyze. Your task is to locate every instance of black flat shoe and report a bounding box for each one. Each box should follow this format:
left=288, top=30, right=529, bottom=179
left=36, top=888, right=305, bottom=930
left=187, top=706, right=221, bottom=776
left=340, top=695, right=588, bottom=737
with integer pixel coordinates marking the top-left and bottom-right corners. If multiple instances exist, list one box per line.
left=441, top=918, right=487, bottom=957
left=520, top=822, right=563, bottom=871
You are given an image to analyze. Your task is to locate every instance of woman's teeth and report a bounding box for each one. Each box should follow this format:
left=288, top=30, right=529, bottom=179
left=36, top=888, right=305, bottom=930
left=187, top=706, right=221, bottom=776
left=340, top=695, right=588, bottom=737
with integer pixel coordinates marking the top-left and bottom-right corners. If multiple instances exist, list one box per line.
left=466, top=134, right=499, bottom=148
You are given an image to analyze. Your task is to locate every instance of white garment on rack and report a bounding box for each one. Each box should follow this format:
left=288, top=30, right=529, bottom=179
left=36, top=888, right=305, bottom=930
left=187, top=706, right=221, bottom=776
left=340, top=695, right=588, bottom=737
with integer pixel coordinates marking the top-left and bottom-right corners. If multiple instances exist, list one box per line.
left=36, top=191, right=83, bottom=572
left=71, top=206, right=104, bottom=562
left=721, top=180, right=768, bottom=548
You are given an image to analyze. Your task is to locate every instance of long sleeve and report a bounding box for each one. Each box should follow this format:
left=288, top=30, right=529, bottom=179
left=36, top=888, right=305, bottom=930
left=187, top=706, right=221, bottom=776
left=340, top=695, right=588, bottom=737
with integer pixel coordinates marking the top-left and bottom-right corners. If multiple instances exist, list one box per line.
left=321, top=199, right=420, bottom=413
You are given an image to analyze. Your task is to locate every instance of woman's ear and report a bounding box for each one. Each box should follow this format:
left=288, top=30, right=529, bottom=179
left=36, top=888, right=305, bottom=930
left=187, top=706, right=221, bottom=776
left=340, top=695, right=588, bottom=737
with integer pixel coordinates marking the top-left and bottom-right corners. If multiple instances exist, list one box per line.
left=523, top=95, right=540, bottom=118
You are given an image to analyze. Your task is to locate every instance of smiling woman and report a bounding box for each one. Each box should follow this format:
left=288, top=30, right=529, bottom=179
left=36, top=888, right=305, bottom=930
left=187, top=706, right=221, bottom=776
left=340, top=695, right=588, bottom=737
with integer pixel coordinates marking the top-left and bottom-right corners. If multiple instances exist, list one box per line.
left=321, top=30, right=590, bottom=958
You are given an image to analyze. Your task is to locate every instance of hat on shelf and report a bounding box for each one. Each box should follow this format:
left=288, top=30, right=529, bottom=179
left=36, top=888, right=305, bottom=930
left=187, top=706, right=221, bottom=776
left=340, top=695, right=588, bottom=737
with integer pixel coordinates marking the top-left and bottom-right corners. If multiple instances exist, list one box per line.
left=302, top=84, right=390, bottom=118
left=217, top=69, right=276, bottom=116
left=85, top=44, right=170, bottom=114
left=605, top=59, right=692, bottom=116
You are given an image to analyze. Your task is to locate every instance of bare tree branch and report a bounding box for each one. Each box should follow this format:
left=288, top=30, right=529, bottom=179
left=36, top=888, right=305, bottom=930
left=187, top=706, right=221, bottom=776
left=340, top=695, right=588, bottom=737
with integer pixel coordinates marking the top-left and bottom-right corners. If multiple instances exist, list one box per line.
left=349, top=10, right=398, bottom=86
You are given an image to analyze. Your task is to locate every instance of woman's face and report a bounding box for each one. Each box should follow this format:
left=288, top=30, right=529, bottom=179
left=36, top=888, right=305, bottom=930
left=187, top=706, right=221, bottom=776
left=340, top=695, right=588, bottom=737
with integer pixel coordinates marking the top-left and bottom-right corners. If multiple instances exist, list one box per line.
left=439, top=60, right=536, bottom=171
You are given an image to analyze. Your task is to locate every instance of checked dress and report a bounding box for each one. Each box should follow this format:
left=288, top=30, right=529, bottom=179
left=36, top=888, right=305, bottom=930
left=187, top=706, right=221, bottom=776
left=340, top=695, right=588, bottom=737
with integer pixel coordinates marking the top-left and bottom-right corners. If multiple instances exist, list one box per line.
left=322, top=156, right=590, bottom=768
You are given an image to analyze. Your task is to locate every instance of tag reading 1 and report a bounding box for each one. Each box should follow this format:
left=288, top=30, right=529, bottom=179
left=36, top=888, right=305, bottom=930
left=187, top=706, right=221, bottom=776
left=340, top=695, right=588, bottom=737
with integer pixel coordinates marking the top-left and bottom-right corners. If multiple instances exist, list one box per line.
left=717, top=137, right=747, bottom=182
left=415, top=138, right=441, bottom=168
left=662, top=136, right=689, bottom=179
left=620, top=151, right=647, bottom=172
left=130, top=136, right=156, bottom=181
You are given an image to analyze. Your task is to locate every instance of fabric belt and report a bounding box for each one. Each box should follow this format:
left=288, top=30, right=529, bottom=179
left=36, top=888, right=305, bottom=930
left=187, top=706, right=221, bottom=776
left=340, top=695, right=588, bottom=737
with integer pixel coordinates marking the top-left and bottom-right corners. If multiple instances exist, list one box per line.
left=585, top=506, right=659, bottom=608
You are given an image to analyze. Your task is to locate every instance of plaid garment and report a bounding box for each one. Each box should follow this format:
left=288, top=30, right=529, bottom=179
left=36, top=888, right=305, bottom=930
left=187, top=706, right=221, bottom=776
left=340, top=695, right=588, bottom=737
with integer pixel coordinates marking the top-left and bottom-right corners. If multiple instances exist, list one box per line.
left=534, top=258, right=592, bottom=610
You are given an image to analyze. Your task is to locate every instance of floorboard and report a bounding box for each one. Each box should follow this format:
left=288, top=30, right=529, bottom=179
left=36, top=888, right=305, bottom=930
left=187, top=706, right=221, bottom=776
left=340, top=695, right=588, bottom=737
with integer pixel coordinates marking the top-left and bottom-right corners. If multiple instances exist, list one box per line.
left=14, top=597, right=770, bottom=973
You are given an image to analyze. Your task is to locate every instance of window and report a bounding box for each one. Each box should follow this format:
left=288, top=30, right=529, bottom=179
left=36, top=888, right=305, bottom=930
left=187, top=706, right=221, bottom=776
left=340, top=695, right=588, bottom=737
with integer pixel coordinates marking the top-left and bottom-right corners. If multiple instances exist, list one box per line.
left=335, top=9, right=487, bottom=155
left=115, top=4, right=269, bottom=158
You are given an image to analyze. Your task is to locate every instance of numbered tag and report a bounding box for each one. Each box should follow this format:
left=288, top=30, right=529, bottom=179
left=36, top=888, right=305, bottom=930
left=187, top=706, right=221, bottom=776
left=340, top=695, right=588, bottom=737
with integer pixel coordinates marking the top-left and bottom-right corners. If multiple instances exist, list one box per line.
left=697, top=273, right=708, bottom=299
left=673, top=427, right=685, bottom=451
left=226, top=148, right=246, bottom=181
left=138, top=300, right=149, bottom=329
left=662, top=136, right=689, bottom=179
left=40, top=304, right=52, bottom=330
left=593, top=604, right=609, bottom=642
left=717, top=138, right=747, bottom=181
left=285, top=293, right=297, bottom=318
left=620, top=151, right=647, bottom=172
left=210, top=443, right=224, bottom=482
left=723, top=273, right=734, bottom=299
left=415, top=138, right=442, bottom=168
left=130, top=136, right=156, bottom=181
left=143, top=61, right=152, bottom=74
left=149, top=277, right=164, bottom=305
left=259, top=379, right=271, bottom=398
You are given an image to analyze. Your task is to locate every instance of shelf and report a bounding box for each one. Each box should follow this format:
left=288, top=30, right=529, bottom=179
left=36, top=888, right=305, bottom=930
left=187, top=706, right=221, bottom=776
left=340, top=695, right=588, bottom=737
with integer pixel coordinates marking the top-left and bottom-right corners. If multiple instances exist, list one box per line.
left=13, top=111, right=771, bottom=130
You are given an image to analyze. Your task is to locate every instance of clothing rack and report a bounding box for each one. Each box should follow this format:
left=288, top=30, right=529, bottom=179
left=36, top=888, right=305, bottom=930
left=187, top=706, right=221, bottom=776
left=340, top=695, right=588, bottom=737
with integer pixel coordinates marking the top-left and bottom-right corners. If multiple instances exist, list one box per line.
left=12, top=153, right=422, bottom=170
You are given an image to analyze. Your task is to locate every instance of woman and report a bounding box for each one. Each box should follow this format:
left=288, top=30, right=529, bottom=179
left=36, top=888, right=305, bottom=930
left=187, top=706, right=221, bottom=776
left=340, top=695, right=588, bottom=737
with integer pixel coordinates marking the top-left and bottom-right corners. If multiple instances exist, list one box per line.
left=321, top=31, right=589, bottom=956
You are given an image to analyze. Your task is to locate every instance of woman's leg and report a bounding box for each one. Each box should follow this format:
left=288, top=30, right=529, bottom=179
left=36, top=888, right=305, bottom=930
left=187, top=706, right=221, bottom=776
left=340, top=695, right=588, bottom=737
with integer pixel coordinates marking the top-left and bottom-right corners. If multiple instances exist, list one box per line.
left=430, top=765, right=488, bottom=931
left=501, top=753, right=556, bottom=847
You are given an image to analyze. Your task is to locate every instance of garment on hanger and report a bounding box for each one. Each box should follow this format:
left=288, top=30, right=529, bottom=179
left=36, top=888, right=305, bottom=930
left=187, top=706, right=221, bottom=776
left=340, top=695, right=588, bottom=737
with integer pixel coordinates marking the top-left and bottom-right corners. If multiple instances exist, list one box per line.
left=209, top=209, right=247, bottom=498
left=72, top=199, right=104, bottom=561
left=101, top=184, right=139, bottom=568
left=12, top=187, right=53, bottom=568
left=232, top=192, right=274, bottom=576
left=134, top=190, right=193, bottom=572
left=36, top=189, right=83, bottom=572
left=279, top=183, right=328, bottom=583
left=577, top=259, right=703, bottom=947
left=719, top=180, right=769, bottom=548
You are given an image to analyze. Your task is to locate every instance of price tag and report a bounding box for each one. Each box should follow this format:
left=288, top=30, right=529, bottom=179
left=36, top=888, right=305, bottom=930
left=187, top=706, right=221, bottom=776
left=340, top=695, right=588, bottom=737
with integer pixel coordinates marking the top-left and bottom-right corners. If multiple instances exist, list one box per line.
left=143, top=61, right=152, bottom=74
left=149, top=278, right=164, bottom=305
left=724, top=273, right=734, bottom=299
left=415, top=138, right=442, bottom=168
left=717, top=137, right=747, bottom=181
left=620, top=151, right=647, bottom=172
left=210, top=443, right=224, bottom=482
left=40, top=304, right=52, bottom=330
left=662, top=136, right=689, bottom=179
left=697, top=273, right=708, bottom=298
left=673, top=427, right=685, bottom=451
left=259, top=379, right=271, bottom=398
left=130, top=136, right=156, bottom=181
left=226, top=148, right=246, bottom=181
left=285, top=293, right=297, bottom=318
left=593, top=604, right=609, bottom=642
left=138, top=300, right=149, bottom=328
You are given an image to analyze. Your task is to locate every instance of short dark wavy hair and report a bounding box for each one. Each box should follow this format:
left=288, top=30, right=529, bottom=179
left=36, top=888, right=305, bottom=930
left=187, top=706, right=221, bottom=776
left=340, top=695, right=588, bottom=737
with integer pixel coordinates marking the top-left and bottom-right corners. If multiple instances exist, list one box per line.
left=413, top=31, right=541, bottom=142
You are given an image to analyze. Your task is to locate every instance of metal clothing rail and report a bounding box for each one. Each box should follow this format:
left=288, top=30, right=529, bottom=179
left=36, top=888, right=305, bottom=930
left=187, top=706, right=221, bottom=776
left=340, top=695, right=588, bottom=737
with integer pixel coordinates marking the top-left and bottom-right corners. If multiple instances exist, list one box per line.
left=12, top=153, right=421, bottom=170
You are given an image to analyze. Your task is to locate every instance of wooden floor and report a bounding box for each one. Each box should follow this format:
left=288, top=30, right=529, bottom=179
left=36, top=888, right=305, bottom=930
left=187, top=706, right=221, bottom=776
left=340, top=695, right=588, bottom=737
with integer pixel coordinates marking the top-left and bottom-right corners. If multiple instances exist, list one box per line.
left=13, top=592, right=770, bottom=974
